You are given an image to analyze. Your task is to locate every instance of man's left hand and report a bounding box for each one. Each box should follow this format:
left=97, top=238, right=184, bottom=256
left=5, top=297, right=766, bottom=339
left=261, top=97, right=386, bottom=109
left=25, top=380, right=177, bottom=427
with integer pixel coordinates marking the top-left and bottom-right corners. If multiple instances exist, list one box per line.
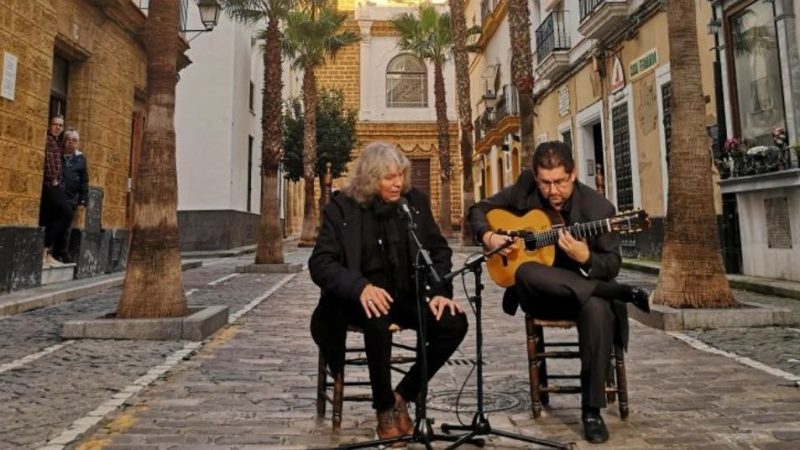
left=557, top=229, right=590, bottom=264
left=428, top=296, right=463, bottom=321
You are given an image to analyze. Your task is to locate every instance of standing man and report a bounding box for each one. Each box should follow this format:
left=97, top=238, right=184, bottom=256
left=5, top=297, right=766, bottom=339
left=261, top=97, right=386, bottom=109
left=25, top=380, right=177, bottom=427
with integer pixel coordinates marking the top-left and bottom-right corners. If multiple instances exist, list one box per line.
left=40, top=115, right=72, bottom=266
left=468, top=141, right=648, bottom=444
left=54, top=128, right=89, bottom=263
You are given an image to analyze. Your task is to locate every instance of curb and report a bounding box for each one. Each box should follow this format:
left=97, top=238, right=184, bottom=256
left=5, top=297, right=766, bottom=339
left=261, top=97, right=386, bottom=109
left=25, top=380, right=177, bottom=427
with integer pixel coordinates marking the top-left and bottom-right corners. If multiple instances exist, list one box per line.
left=0, top=261, right=202, bottom=317
left=622, top=260, right=800, bottom=301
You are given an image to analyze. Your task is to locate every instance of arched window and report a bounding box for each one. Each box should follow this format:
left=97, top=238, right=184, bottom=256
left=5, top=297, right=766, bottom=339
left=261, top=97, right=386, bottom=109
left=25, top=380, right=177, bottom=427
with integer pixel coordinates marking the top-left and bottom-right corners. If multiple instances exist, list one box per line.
left=386, top=54, right=427, bottom=108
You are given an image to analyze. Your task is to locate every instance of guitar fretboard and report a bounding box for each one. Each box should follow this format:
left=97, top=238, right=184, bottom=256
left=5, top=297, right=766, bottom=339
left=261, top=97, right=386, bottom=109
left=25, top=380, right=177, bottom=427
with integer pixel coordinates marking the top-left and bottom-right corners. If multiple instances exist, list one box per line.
left=524, top=218, right=611, bottom=249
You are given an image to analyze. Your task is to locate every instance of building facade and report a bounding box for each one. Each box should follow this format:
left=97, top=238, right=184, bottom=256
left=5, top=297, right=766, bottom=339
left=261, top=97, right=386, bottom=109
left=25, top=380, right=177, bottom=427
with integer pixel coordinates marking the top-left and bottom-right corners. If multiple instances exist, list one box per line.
left=309, top=0, right=462, bottom=231
left=0, top=0, right=154, bottom=292
left=713, top=0, right=800, bottom=281
left=468, top=0, right=721, bottom=259
left=175, top=8, right=266, bottom=251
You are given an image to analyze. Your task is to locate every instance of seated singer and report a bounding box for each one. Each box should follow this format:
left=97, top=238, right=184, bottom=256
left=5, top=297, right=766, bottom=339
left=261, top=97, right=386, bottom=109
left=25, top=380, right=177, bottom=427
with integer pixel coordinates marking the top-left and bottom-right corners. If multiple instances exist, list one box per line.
left=309, top=142, right=468, bottom=441
left=468, top=141, right=649, bottom=444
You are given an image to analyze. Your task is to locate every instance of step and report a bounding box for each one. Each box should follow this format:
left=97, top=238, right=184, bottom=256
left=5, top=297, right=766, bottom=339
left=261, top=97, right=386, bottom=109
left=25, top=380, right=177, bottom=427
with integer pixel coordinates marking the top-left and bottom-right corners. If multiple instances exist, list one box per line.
left=41, top=263, right=76, bottom=285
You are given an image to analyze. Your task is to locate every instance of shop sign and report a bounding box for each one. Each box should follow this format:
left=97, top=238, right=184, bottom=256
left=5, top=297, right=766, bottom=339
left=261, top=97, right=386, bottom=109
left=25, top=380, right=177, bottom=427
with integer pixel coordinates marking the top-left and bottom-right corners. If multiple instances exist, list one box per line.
left=628, top=48, right=658, bottom=81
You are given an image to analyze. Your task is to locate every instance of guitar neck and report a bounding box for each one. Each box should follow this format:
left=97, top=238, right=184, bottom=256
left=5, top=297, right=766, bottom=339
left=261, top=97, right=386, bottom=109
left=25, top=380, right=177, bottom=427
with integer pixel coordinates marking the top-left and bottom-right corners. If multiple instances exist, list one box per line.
left=526, top=218, right=611, bottom=249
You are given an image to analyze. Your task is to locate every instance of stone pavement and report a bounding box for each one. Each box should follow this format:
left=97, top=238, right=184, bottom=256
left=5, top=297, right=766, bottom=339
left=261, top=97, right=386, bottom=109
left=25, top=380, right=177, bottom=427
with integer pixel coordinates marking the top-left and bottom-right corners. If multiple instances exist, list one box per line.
left=56, top=250, right=799, bottom=450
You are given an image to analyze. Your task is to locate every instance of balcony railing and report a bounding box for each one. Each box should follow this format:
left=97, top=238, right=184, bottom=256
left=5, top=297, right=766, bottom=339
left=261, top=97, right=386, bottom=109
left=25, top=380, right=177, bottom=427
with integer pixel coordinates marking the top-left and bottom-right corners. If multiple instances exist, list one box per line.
left=716, top=147, right=799, bottom=179
left=494, top=84, right=519, bottom=123
left=579, top=0, right=604, bottom=21
left=536, top=11, right=571, bottom=61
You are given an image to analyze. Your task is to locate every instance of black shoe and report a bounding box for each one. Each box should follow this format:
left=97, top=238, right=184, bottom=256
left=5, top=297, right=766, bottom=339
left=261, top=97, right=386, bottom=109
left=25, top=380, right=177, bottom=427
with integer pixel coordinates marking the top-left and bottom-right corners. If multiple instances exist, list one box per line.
left=582, top=411, right=609, bottom=444
left=630, top=287, right=651, bottom=313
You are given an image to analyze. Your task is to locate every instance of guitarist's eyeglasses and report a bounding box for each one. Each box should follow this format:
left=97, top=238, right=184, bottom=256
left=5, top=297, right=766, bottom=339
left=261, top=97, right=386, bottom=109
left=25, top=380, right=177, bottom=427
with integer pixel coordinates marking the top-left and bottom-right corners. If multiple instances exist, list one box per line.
left=536, top=177, right=571, bottom=191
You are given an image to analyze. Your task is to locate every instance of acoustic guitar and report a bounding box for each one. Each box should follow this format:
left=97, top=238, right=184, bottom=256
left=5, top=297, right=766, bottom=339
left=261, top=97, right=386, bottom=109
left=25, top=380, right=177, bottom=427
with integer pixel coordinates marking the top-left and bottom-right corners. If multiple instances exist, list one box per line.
left=484, top=208, right=649, bottom=287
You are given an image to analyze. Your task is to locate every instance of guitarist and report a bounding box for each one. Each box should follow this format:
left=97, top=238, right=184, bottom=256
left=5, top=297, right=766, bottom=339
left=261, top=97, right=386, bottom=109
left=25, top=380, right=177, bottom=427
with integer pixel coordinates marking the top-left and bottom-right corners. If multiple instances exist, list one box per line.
left=468, top=141, right=649, bottom=444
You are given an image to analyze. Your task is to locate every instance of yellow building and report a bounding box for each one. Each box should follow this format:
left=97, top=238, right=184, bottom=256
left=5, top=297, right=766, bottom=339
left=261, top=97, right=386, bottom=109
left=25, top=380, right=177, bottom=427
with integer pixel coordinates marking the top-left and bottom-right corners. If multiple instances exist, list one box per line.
left=0, top=0, right=181, bottom=291
left=285, top=0, right=463, bottom=234
left=469, top=0, right=721, bottom=258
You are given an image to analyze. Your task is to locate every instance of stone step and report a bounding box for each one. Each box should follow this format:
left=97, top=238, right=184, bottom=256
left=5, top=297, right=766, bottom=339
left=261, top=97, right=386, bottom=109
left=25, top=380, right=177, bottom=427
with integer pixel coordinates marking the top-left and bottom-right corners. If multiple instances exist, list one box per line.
left=41, top=264, right=76, bottom=285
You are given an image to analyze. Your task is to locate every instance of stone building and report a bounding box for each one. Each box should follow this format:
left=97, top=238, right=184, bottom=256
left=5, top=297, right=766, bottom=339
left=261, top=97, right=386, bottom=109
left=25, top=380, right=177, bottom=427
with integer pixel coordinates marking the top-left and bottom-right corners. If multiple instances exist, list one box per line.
left=467, top=0, right=720, bottom=259
left=0, top=0, right=157, bottom=292
left=304, top=0, right=462, bottom=231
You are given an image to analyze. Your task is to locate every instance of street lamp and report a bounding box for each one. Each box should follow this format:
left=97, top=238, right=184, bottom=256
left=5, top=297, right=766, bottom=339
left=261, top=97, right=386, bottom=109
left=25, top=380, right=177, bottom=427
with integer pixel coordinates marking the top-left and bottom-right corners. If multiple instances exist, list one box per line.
left=196, top=0, right=222, bottom=31
left=182, top=0, right=222, bottom=40
left=707, top=17, right=721, bottom=35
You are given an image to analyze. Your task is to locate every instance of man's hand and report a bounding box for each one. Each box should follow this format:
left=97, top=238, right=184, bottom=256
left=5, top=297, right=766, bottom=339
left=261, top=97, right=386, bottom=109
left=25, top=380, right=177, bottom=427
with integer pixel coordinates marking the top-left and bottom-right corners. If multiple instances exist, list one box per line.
left=557, top=229, right=590, bottom=264
left=482, top=231, right=514, bottom=256
left=359, top=284, right=393, bottom=318
left=428, top=296, right=463, bottom=321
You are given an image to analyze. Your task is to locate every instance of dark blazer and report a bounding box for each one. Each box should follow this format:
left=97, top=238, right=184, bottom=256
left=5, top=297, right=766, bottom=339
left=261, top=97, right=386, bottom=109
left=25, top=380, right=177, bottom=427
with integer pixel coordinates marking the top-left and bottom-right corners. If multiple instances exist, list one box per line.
left=309, top=187, right=454, bottom=374
left=62, top=151, right=88, bottom=207
left=468, top=169, right=629, bottom=346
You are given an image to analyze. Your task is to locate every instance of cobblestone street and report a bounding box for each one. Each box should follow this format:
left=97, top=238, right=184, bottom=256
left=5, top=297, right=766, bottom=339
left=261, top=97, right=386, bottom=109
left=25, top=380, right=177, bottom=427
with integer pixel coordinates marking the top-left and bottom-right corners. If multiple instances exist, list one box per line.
left=0, top=248, right=799, bottom=449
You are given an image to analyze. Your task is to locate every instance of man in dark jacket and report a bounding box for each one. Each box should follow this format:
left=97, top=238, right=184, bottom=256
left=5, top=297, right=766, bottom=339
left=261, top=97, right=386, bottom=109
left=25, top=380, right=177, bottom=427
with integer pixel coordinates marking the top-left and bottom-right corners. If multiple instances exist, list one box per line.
left=468, top=141, right=648, bottom=444
left=54, top=128, right=89, bottom=263
left=309, top=142, right=467, bottom=441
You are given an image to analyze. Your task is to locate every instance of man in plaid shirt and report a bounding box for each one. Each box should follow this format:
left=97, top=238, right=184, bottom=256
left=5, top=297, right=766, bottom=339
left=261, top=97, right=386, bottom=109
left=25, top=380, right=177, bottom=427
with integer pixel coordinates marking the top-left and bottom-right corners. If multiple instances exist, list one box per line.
left=39, top=115, right=73, bottom=266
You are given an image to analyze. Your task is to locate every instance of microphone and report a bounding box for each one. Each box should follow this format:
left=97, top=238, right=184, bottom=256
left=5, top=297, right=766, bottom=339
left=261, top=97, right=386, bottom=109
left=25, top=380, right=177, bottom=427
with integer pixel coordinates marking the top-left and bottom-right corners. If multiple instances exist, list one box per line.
left=397, top=197, right=414, bottom=222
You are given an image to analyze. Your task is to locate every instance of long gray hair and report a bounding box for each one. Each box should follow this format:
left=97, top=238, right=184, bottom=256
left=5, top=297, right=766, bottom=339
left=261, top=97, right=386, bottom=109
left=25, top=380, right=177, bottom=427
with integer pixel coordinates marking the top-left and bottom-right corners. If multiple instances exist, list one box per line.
left=342, top=142, right=412, bottom=205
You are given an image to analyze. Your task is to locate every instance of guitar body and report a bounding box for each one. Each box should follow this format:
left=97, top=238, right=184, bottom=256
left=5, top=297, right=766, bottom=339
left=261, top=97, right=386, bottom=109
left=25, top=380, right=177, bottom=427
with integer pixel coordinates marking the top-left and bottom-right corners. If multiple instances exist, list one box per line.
left=485, top=209, right=557, bottom=287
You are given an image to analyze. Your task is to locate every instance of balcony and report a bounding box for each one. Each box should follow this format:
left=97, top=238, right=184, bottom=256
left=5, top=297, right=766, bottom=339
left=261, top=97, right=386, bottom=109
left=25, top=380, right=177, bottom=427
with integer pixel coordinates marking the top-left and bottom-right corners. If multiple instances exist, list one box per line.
left=717, top=147, right=799, bottom=181
left=578, top=0, right=629, bottom=41
left=535, top=11, right=571, bottom=80
left=475, top=84, right=521, bottom=152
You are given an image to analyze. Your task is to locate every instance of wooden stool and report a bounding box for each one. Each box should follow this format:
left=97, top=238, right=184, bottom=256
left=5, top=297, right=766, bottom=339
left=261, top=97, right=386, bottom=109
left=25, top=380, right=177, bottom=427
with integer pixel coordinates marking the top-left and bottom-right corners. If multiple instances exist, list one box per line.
left=524, top=315, right=628, bottom=419
left=316, top=323, right=416, bottom=430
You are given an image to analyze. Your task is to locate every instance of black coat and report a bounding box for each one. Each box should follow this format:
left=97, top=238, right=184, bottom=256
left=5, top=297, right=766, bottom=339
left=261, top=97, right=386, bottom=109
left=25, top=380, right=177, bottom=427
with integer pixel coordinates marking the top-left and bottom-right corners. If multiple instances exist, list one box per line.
left=468, top=169, right=629, bottom=347
left=309, top=188, right=453, bottom=374
left=62, top=151, right=88, bottom=207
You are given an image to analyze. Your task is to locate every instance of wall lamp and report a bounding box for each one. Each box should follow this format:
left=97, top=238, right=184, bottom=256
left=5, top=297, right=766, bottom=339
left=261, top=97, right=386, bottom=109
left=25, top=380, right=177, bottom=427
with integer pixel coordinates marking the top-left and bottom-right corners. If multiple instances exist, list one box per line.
left=182, top=0, right=222, bottom=40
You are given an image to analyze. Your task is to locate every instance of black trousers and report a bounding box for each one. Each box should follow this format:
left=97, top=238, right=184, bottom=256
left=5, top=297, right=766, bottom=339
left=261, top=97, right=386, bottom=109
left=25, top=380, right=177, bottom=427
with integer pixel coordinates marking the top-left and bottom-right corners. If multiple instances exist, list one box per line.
left=514, top=262, right=614, bottom=409
left=39, top=184, right=73, bottom=252
left=345, top=298, right=468, bottom=412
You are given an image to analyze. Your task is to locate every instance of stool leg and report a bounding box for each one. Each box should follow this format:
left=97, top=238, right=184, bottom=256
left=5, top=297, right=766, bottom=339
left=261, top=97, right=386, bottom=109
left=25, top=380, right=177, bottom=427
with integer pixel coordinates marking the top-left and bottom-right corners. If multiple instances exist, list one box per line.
left=332, top=369, right=344, bottom=430
left=535, top=326, right=550, bottom=406
left=614, top=345, right=629, bottom=420
left=525, top=318, right=543, bottom=418
left=606, top=352, right=617, bottom=405
left=316, top=353, right=326, bottom=417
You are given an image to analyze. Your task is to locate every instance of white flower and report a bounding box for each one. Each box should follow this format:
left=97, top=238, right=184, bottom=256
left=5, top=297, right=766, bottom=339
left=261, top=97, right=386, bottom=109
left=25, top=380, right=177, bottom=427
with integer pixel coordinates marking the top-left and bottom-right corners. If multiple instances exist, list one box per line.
left=746, top=145, right=771, bottom=155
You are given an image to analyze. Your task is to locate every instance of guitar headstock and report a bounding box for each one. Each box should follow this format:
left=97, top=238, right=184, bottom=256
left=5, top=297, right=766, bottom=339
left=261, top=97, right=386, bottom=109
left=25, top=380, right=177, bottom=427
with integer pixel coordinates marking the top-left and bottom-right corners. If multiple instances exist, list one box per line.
left=609, top=209, right=650, bottom=234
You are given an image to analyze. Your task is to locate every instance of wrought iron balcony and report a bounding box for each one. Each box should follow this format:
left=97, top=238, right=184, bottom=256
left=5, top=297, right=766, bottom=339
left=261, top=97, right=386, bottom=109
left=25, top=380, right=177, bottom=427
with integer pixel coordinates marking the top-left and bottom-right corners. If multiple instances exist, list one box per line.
left=716, top=147, right=799, bottom=180
left=494, top=84, right=519, bottom=123
left=535, top=11, right=571, bottom=79
left=578, top=0, right=629, bottom=40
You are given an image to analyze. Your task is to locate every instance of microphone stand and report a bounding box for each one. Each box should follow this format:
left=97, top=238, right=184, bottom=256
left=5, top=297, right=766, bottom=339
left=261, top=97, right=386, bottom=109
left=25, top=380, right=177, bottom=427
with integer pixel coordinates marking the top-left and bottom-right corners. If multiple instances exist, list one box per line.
left=438, top=241, right=573, bottom=450
left=339, top=206, right=483, bottom=450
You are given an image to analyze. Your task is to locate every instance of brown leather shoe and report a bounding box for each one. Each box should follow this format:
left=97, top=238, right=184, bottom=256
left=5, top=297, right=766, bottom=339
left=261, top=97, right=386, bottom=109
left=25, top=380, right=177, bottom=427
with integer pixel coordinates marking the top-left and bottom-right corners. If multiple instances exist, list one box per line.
left=393, top=392, right=413, bottom=435
left=376, top=408, right=403, bottom=442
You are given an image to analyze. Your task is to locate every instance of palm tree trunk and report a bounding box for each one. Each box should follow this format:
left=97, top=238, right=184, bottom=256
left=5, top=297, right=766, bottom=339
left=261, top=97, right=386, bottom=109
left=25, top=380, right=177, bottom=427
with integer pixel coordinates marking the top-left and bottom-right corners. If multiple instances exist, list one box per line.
left=653, top=0, right=736, bottom=308
left=433, top=59, right=452, bottom=237
left=117, top=0, right=185, bottom=319
left=299, top=66, right=318, bottom=246
left=507, top=0, right=536, bottom=167
left=448, top=0, right=475, bottom=242
left=255, top=15, right=285, bottom=264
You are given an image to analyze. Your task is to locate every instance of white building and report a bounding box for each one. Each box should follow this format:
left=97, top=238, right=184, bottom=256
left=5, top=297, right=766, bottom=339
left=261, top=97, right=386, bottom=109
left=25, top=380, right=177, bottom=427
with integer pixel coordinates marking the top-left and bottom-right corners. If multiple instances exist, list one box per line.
left=175, top=9, right=265, bottom=251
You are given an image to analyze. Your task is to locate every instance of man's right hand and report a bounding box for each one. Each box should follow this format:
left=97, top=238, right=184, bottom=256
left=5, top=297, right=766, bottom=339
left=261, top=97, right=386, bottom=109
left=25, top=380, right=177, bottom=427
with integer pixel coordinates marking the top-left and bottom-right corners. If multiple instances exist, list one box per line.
left=482, top=231, right=514, bottom=256
left=359, top=284, right=393, bottom=318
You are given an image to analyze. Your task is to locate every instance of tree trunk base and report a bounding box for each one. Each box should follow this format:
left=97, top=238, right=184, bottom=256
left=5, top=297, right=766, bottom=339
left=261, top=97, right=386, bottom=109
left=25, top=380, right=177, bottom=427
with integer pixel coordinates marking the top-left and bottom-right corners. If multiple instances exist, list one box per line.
left=627, top=300, right=791, bottom=331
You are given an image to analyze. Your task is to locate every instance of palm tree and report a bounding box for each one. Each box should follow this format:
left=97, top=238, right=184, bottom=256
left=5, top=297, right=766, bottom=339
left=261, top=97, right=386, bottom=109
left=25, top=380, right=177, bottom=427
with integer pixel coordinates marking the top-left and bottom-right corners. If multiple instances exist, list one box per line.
left=391, top=3, right=455, bottom=237
left=652, top=0, right=736, bottom=308
left=221, top=0, right=295, bottom=264
left=117, top=0, right=185, bottom=318
left=448, top=0, right=476, bottom=242
left=507, top=0, right=536, bottom=167
left=283, top=6, right=360, bottom=246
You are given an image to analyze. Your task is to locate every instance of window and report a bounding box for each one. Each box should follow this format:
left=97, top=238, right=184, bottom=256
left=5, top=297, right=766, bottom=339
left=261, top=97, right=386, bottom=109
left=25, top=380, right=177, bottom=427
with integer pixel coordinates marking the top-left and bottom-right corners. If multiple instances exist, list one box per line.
left=386, top=54, right=427, bottom=108
left=247, top=135, right=254, bottom=212
left=728, top=0, right=785, bottom=145
left=249, top=81, right=255, bottom=112
left=50, top=55, right=69, bottom=118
